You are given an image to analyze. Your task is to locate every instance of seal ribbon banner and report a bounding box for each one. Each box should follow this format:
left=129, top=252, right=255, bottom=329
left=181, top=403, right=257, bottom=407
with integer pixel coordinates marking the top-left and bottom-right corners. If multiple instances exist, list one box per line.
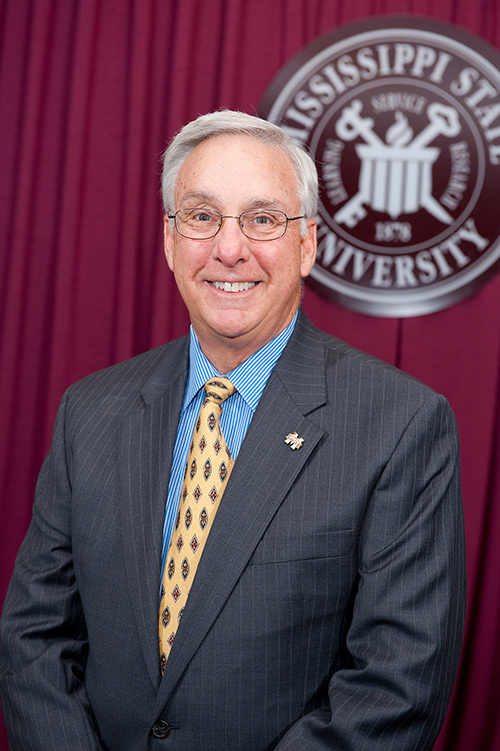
left=259, top=16, right=500, bottom=317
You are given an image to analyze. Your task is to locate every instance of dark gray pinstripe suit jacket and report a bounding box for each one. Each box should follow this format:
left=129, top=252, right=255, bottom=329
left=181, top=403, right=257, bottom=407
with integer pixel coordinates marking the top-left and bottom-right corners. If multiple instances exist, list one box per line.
left=0, top=310, right=466, bottom=751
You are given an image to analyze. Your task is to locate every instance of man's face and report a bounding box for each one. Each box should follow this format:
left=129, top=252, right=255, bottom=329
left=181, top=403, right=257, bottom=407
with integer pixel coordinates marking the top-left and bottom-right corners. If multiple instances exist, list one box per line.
left=164, top=133, right=316, bottom=370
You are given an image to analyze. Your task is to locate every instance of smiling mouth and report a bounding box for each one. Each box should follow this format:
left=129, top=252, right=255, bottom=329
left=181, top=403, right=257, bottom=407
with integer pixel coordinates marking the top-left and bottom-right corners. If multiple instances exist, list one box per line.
left=212, top=281, right=258, bottom=292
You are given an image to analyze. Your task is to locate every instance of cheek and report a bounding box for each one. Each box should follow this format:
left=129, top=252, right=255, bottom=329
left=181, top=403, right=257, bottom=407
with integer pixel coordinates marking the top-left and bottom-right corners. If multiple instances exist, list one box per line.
left=171, top=250, right=207, bottom=292
left=280, top=249, right=303, bottom=281
left=168, top=239, right=195, bottom=275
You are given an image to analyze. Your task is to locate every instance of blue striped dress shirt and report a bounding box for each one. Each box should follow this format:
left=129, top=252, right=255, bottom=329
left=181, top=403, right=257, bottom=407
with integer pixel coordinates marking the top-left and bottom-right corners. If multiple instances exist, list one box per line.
left=160, top=311, right=298, bottom=591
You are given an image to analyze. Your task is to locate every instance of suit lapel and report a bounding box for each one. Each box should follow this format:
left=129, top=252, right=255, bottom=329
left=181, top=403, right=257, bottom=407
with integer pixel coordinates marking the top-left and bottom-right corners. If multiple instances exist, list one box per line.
left=119, top=338, right=189, bottom=688
left=155, top=312, right=328, bottom=710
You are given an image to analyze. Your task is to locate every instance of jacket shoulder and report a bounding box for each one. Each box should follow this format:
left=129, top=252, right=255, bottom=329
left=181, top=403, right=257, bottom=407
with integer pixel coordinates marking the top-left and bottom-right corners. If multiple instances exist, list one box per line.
left=303, top=315, right=448, bottom=409
left=63, top=336, right=189, bottom=420
left=280, top=311, right=449, bottom=417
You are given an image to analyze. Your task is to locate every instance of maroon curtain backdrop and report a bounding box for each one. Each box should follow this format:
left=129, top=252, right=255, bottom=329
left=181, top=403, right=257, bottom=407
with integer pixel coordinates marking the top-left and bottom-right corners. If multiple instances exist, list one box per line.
left=1, top=1, right=500, bottom=748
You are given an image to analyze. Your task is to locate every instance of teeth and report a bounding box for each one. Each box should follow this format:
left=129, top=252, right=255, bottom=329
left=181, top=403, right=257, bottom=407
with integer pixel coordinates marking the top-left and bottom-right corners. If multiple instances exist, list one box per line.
left=213, top=281, right=256, bottom=292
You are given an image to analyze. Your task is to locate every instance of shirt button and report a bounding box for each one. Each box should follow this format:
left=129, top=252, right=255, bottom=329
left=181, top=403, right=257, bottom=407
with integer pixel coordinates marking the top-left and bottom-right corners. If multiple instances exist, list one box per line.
left=151, top=720, right=171, bottom=739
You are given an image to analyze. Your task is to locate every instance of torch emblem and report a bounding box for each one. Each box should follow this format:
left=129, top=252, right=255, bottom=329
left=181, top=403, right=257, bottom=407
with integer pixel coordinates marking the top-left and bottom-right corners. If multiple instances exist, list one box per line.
left=334, top=100, right=461, bottom=228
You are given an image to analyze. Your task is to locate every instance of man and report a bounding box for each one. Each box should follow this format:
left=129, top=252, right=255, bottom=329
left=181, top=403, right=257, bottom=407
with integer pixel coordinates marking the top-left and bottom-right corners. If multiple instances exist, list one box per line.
left=0, top=110, right=466, bottom=750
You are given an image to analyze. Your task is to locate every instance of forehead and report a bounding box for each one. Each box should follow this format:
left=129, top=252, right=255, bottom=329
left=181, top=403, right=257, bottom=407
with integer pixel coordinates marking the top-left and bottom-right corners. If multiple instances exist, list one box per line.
left=174, top=133, right=299, bottom=208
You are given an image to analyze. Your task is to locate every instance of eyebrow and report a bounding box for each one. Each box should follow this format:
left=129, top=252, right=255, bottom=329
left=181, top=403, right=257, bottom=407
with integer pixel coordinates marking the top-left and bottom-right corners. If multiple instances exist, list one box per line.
left=179, top=191, right=218, bottom=207
left=178, top=192, right=286, bottom=210
left=247, top=198, right=284, bottom=210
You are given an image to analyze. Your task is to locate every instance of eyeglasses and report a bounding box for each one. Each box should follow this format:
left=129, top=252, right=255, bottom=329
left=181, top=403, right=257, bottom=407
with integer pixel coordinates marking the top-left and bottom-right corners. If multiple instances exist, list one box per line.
left=168, top=208, right=304, bottom=241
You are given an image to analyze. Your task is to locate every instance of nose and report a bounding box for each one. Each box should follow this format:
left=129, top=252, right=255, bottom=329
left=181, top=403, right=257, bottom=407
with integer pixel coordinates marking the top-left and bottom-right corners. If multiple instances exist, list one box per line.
left=213, top=215, right=250, bottom=265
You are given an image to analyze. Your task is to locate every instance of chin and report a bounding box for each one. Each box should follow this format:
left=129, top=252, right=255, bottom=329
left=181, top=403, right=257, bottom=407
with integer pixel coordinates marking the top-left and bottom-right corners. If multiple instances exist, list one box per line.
left=213, top=324, right=252, bottom=340
left=208, top=311, right=254, bottom=335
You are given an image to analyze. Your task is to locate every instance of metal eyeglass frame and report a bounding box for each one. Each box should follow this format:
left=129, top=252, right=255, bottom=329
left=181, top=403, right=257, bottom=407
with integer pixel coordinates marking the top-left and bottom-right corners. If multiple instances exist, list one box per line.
left=167, top=208, right=304, bottom=241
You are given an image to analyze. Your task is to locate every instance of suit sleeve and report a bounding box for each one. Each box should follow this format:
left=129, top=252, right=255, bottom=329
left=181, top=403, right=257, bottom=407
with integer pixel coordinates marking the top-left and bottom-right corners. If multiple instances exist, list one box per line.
left=0, top=390, right=105, bottom=750
left=274, top=392, right=466, bottom=751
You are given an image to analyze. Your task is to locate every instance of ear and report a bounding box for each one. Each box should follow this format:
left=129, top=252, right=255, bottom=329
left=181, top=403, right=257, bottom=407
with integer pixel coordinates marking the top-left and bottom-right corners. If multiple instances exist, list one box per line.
left=300, top=218, right=317, bottom=278
left=164, top=215, right=175, bottom=271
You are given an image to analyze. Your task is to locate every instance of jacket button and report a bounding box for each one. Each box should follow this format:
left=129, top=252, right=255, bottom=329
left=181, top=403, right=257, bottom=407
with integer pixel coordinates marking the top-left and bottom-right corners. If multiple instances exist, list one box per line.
left=151, top=720, right=171, bottom=739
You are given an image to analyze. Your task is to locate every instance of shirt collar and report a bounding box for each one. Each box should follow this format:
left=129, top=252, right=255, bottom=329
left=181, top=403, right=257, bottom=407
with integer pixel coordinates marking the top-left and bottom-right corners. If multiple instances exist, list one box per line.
left=183, top=310, right=298, bottom=413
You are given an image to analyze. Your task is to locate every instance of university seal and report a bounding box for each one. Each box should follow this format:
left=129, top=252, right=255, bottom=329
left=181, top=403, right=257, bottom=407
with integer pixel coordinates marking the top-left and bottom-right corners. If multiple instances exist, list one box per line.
left=259, top=17, right=500, bottom=316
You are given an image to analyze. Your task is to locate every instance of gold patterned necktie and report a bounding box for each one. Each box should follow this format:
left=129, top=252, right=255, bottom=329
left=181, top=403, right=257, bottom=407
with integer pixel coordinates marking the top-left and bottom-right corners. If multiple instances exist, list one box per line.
left=159, top=377, right=236, bottom=674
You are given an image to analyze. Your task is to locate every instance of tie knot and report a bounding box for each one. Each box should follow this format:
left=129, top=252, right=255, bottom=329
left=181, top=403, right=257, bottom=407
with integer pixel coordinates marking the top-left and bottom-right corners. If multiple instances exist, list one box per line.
left=204, top=378, right=236, bottom=405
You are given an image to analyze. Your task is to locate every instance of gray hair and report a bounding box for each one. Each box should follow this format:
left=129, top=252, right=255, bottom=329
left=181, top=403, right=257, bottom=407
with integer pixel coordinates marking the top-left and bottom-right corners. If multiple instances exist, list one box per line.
left=161, top=110, right=318, bottom=230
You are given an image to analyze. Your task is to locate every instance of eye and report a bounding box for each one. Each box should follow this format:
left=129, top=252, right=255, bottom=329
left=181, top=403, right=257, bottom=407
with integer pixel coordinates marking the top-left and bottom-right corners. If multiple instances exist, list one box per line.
left=253, top=213, right=274, bottom=225
left=191, top=209, right=217, bottom=223
left=244, top=210, right=281, bottom=228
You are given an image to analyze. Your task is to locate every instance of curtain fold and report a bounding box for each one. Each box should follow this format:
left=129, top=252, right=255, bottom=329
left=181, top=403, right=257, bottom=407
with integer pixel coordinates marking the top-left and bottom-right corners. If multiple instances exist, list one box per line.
left=1, top=0, right=500, bottom=747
